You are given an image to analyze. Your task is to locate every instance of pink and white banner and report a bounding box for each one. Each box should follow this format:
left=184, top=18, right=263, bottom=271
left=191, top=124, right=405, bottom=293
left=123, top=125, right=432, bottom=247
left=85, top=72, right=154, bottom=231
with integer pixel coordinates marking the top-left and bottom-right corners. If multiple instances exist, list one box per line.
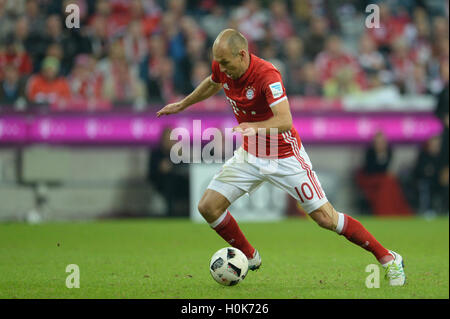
left=0, top=113, right=443, bottom=144
left=0, top=117, right=28, bottom=142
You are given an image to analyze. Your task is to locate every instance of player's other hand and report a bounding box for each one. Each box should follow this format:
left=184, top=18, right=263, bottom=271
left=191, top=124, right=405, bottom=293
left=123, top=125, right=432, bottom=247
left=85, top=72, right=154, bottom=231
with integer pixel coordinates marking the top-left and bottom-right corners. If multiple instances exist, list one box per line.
left=233, top=123, right=257, bottom=136
left=156, top=102, right=185, bottom=117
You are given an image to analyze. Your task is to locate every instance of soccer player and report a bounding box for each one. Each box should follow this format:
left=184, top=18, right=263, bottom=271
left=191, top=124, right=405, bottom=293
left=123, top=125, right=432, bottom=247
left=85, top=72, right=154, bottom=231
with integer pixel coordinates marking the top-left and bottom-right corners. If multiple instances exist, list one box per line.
left=157, top=29, right=406, bottom=286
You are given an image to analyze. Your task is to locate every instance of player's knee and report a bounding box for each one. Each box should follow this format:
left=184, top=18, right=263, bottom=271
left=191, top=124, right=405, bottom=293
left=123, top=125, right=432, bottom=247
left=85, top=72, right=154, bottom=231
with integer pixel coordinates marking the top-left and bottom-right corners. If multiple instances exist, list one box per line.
left=197, top=201, right=209, bottom=217
left=310, top=209, right=336, bottom=230
left=197, top=200, right=220, bottom=220
left=315, top=214, right=334, bottom=230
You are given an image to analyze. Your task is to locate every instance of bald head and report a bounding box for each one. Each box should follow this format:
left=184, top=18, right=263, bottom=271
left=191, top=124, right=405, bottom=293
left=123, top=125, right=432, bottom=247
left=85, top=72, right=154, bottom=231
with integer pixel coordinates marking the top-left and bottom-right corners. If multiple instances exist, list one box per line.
left=212, top=29, right=250, bottom=80
left=213, top=29, right=248, bottom=56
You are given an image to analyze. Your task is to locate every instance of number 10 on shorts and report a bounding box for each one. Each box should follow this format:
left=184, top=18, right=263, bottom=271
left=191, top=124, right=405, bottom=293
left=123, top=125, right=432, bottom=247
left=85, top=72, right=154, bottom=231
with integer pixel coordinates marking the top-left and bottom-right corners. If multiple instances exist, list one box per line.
left=295, top=183, right=314, bottom=203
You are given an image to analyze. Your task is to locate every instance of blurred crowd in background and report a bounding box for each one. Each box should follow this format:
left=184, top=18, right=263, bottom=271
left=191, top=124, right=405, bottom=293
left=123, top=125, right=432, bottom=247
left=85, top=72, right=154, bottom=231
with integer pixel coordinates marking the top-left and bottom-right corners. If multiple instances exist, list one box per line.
left=0, top=0, right=448, bottom=217
left=0, top=0, right=448, bottom=110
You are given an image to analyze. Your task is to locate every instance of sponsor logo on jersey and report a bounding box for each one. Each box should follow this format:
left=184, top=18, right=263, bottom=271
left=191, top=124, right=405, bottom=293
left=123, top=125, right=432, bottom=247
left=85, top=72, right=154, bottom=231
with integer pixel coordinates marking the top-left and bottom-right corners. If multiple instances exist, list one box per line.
left=269, top=82, right=283, bottom=99
left=223, top=83, right=229, bottom=90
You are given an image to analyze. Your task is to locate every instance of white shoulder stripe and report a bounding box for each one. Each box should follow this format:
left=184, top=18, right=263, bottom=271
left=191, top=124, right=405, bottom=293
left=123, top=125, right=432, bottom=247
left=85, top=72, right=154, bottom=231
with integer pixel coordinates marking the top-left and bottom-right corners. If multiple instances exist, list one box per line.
left=269, top=96, right=287, bottom=108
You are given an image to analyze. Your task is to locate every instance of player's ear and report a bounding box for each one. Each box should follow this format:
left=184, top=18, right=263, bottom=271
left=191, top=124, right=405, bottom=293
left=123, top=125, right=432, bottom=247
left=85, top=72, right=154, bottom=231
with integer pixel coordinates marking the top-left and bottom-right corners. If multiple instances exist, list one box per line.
left=238, top=49, right=246, bottom=60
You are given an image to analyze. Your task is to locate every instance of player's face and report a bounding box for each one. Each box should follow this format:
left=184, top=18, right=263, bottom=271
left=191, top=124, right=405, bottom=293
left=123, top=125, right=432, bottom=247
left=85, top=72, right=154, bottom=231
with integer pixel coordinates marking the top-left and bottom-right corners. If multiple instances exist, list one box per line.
left=214, top=48, right=244, bottom=80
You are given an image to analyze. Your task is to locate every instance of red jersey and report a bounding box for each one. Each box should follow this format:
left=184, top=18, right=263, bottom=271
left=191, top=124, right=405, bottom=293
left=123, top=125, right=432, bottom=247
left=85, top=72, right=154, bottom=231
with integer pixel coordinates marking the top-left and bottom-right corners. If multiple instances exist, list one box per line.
left=211, top=53, right=301, bottom=159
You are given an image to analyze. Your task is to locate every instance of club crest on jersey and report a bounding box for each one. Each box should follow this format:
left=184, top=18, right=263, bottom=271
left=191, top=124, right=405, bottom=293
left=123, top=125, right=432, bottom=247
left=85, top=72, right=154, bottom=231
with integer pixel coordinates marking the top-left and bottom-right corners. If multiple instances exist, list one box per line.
left=245, top=86, right=255, bottom=100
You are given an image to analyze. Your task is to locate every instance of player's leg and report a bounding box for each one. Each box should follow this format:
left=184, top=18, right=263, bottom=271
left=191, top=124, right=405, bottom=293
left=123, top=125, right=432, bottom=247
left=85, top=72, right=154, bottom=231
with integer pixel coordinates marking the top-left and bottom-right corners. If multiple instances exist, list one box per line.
left=309, top=202, right=406, bottom=286
left=197, top=188, right=231, bottom=224
left=272, top=143, right=394, bottom=263
left=309, top=202, right=393, bottom=264
left=266, top=144, right=405, bottom=285
left=198, top=188, right=262, bottom=270
left=198, top=148, right=264, bottom=269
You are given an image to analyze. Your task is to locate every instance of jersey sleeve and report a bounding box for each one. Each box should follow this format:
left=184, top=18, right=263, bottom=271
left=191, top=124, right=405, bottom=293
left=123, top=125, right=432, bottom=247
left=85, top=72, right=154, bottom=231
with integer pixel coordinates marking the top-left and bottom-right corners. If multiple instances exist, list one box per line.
left=261, top=70, right=287, bottom=108
left=211, top=60, right=221, bottom=84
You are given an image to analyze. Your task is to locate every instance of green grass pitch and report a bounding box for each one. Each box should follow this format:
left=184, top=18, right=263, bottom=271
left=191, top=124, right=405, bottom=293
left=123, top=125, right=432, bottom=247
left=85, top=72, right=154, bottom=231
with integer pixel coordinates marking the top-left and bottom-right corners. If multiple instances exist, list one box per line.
left=0, top=216, right=448, bottom=299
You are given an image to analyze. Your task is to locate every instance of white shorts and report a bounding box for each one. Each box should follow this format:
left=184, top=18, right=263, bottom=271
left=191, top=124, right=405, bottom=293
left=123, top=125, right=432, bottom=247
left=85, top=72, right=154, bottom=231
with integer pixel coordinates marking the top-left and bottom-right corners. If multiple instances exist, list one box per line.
left=207, top=146, right=328, bottom=214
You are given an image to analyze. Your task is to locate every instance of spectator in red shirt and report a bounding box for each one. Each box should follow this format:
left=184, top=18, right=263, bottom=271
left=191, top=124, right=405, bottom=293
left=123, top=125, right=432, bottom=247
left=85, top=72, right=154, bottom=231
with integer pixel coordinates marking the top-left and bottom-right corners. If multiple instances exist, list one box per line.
left=65, top=53, right=110, bottom=111
left=356, top=131, right=414, bottom=216
left=367, top=3, right=409, bottom=53
left=315, top=35, right=366, bottom=96
left=0, top=34, right=33, bottom=81
left=88, top=0, right=125, bottom=38
left=128, top=0, right=162, bottom=37
left=26, top=56, right=71, bottom=105
left=68, top=54, right=103, bottom=102
left=90, top=0, right=161, bottom=40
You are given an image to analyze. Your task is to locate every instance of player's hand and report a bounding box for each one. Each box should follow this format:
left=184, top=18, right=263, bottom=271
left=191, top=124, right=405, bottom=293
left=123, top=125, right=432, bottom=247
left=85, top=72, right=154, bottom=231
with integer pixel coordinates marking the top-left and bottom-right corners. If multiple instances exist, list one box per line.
left=156, top=102, right=185, bottom=117
left=232, top=123, right=257, bottom=136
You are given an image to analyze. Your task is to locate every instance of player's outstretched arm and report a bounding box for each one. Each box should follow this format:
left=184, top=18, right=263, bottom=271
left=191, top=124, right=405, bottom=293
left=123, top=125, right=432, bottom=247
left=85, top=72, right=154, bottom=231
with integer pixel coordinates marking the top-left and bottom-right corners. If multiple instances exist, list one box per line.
left=156, top=75, right=222, bottom=117
left=233, top=99, right=293, bottom=136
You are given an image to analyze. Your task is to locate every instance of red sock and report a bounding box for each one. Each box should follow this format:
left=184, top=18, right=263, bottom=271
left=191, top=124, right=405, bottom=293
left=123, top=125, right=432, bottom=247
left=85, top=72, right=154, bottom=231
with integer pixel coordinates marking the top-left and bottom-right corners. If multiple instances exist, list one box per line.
left=212, top=211, right=255, bottom=258
left=337, top=213, right=392, bottom=263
